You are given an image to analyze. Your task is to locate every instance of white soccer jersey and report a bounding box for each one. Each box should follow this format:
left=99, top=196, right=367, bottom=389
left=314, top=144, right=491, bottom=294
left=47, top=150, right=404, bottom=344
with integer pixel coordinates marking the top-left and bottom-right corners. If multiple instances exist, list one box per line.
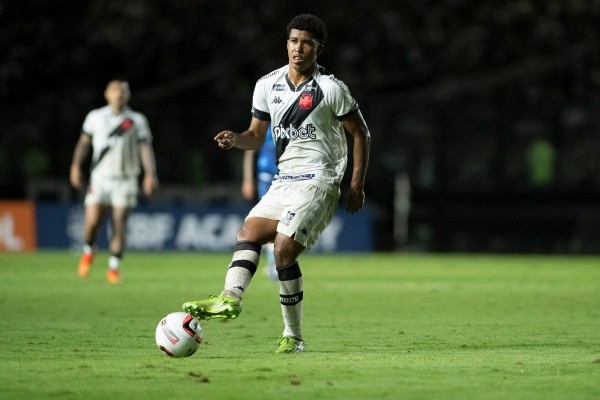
left=82, top=105, right=152, bottom=179
left=251, top=65, right=359, bottom=192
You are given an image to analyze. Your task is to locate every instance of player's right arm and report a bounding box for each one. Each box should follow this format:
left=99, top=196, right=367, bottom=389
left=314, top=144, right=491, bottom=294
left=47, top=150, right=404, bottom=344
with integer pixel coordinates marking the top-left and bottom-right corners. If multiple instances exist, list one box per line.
left=69, top=133, right=92, bottom=190
left=215, top=74, right=272, bottom=151
left=214, top=117, right=270, bottom=151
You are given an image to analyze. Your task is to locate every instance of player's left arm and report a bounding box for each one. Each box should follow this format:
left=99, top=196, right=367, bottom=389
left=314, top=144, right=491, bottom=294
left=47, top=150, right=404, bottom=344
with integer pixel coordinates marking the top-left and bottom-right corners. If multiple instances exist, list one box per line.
left=241, top=149, right=257, bottom=201
left=341, top=110, right=371, bottom=214
left=139, top=140, right=159, bottom=196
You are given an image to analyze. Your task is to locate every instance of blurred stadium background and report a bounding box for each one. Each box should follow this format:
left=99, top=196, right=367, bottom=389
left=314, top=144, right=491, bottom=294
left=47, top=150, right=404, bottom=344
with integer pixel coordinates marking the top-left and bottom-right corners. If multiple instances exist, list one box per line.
left=1, top=0, right=599, bottom=253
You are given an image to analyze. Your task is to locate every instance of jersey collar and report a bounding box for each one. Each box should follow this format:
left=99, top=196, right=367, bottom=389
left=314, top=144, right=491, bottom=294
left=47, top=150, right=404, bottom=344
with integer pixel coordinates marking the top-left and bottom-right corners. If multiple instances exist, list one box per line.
left=285, top=65, right=318, bottom=92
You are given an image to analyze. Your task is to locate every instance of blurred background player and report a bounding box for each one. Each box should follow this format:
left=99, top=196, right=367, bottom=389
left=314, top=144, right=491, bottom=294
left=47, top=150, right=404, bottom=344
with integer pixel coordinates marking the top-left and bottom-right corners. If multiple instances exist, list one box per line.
left=241, top=124, right=278, bottom=281
left=69, top=79, right=159, bottom=284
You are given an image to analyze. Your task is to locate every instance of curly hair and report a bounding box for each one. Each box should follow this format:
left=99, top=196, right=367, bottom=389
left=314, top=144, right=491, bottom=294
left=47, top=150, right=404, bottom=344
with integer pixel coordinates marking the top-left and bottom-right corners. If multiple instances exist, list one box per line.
left=286, top=13, right=327, bottom=45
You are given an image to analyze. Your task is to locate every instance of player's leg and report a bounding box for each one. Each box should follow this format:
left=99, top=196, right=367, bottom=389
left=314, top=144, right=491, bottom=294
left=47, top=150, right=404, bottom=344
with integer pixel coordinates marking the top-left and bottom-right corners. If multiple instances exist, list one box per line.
left=223, top=217, right=277, bottom=298
left=78, top=176, right=112, bottom=278
left=106, top=205, right=131, bottom=283
left=257, top=172, right=277, bottom=280
left=183, top=183, right=284, bottom=319
left=273, top=183, right=339, bottom=353
left=78, top=202, right=108, bottom=278
left=183, top=217, right=278, bottom=320
left=104, top=178, right=137, bottom=283
left=274, top=234, right=306, bottom=353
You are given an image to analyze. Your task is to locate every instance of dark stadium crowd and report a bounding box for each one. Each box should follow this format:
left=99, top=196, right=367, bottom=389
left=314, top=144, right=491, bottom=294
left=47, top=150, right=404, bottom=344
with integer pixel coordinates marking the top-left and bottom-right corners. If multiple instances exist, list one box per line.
left=1, top=0, right=599, bottom=251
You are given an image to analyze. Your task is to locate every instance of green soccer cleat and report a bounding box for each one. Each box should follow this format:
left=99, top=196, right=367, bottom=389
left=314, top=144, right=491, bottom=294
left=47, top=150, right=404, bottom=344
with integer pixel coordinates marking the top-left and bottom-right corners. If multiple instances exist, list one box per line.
left=275, top=336, right=305, bottom=353
left=182, top=295, right=242, bottom=320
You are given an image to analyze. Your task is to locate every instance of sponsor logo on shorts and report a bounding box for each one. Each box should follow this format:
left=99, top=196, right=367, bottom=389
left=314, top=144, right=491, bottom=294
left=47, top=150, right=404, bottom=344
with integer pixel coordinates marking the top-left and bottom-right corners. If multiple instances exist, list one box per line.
left=281, top=211, right=296, bottom=226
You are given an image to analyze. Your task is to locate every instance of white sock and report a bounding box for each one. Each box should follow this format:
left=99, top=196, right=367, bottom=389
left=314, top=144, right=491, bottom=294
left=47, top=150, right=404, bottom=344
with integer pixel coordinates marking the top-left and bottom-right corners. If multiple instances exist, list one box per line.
left=83, top=244, right=94, bottom=255
left=278, top=262, right=303, bottom=339
left=108, top=255, right=121, bottom=270
left=223, top=241, right=261, bottom=300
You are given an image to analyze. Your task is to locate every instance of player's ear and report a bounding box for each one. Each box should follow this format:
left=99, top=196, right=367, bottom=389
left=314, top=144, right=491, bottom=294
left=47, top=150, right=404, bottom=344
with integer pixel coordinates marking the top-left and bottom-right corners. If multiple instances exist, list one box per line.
left=317, top=44, right=324, bottom=55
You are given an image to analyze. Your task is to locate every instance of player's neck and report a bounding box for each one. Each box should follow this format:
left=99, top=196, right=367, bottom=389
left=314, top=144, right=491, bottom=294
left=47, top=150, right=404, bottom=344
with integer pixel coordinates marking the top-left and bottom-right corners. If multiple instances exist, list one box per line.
left=287, top=63, right=316, bottom=87
left=109, top=105, right=126, bottom=115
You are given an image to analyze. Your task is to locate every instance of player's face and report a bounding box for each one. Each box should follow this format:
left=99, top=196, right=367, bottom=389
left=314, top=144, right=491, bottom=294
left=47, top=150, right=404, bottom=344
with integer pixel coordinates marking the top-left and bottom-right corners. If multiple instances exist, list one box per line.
left=104, top=81, right=131, bottom=111
left=287, top=29, right=322, bottom=74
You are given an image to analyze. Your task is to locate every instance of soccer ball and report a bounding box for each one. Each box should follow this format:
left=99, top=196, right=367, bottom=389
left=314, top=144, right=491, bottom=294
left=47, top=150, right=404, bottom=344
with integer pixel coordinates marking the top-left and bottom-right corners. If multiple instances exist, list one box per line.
left=155, top=312, right=203, bottom=358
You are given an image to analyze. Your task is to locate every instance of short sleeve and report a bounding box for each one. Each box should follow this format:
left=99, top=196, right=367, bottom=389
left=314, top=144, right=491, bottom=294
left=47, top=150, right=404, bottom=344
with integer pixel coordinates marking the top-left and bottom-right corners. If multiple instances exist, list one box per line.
left=81, top=111, right=96, bottom=136
left=251, top=79, right=270, bottom=120
left=135, top=113, right=152, bottom=142
left=326, top=77, right=359, bottom=120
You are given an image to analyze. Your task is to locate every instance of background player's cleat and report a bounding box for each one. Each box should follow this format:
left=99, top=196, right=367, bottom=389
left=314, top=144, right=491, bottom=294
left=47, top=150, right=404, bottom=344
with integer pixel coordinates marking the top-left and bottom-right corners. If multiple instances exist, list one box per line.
left=275, top=336, right=305, bottom=353
left=106, top=269, right=121, bottom=284
left=182, top=295, right=242, bottom=320
left=77, top=253, right=94, bottom=278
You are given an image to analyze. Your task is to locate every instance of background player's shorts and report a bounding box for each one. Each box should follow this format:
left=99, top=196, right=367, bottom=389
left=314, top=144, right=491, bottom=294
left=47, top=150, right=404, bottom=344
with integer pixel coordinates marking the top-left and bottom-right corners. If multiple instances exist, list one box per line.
left=85, top=175, right=138, bottom=208
left=247, top=180, right=339, bottom=250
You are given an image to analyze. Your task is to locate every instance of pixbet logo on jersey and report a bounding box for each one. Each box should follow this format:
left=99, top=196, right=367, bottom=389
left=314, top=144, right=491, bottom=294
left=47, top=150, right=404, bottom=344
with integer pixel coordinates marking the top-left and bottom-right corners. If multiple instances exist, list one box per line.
left=273, top=123, right=317, bottom=140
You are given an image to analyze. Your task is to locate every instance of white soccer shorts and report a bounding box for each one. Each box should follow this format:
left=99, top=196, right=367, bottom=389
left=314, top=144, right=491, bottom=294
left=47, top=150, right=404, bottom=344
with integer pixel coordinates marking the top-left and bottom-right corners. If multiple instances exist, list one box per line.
left=85, top=175, right=138, bottom=208
left=247, top=179, right=339, bottom=250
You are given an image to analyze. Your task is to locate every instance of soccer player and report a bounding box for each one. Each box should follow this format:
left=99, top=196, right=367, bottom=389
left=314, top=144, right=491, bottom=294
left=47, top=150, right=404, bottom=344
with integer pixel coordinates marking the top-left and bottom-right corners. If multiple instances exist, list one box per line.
left=183, top=13, right=371, bottom=353
left=69, top=79, right=158, bottom=284
left=241, top=124, right=278, bottom=281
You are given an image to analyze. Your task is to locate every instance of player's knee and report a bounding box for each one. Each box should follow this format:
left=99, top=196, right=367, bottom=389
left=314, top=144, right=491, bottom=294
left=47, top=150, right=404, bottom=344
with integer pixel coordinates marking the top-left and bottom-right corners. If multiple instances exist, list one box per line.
left=236, top=219, right=276, bottom=244
left=236, top=224, right=252, bottom=242
left=273, top=238, right=304, bottom=267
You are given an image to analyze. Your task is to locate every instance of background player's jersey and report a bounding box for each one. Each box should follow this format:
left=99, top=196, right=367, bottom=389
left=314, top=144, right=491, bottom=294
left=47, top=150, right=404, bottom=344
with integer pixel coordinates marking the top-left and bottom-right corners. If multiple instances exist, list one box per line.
left=256, top=125, right=278, bottom=197
left=82, top=105, right=152, bottom=179
left=257, top=125, right=277, bottom=175
left=251, top=65, right=359, bottom=193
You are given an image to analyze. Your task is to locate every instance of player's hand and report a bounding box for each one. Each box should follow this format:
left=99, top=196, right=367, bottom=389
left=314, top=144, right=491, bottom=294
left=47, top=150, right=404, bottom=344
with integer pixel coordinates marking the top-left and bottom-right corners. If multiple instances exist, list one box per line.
left=214, top=131, right=237, bottom=150
left=345, top=186, right=365, bottom=214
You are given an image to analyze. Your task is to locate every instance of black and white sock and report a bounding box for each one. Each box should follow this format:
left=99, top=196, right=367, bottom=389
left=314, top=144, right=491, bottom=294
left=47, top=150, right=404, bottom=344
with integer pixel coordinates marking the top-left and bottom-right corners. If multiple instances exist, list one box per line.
left=278, top=262, right=303, bottom=339
left=223, top=241, right=260, bottom=300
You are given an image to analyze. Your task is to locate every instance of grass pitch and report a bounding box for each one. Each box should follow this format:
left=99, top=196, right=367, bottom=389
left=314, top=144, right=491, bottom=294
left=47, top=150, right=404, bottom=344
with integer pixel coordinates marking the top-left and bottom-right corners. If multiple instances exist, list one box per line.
left=0, top=251, right=598, bottom=399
